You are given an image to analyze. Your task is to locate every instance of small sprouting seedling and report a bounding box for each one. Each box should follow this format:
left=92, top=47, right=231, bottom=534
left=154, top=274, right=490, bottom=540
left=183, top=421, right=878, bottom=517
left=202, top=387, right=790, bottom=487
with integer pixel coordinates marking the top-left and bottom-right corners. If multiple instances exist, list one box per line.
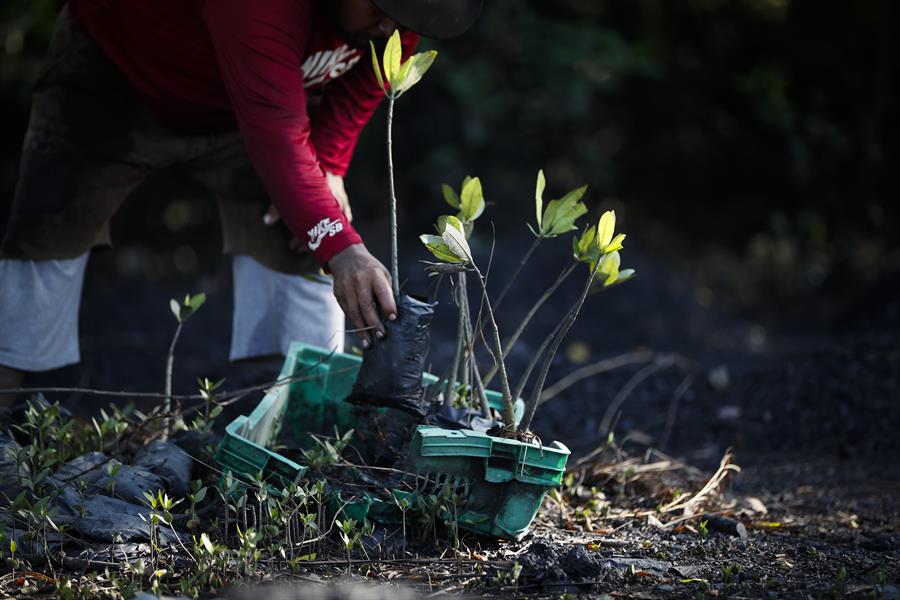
left=186, top=480, right=208, bottom=531
left=7, top=538, right=19, bottom=573
left=105, top=460, right=121, bottom=496
left=302, top=427, right=354, bottom=472
left=442, top=486, right=466, bottom=551
left=370, top=30, right=438, bottom=296
left=236, top=526, right=262, bottom=576
left=698, top=519, right=709, bottom=539
left=192, top=377, right=225, bottom=433
left=336, top=518, right=363, bottom=569
left=150, top=568, right=167, bottom=596
left=392, top=493, right=411, bottom=552
left=721, top=563, right=739, bottom=586
left=141, top=489, right=183, bottom=570
left=90, top=406, right=130, bottom=454
left=494, top=561, right=523, bottom=590
left=164, top=292, right=206, bottom=438
left=833, top=566, right=849, bottom=597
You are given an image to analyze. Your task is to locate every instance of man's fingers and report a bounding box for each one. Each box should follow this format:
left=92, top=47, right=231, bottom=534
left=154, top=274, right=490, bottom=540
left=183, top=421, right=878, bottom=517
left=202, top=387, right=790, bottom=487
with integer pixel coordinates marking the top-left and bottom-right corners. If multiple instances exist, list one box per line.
left=373, top=269, right=398, bottom=321
left=356, top=277, right=384, bottom=340
left=339, top=288, right=370, bottom=348
left=263, top=204, right=280, bottom=225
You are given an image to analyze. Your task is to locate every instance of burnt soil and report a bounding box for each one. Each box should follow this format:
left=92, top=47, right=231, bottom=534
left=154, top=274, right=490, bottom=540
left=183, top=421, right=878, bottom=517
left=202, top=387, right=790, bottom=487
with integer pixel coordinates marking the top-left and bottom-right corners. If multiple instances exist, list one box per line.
left=18, top=227, right=900, bottom=598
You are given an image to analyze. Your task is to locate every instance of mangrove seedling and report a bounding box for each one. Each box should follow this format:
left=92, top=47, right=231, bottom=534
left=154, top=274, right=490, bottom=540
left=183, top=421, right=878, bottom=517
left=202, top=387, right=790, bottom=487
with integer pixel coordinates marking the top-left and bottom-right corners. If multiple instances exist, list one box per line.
left=432, top=176, right=488, bottom=412
left=421, top=172, right=634, bottom=436
left=164, top=292, right=206, bottom=438
left=370, top=30, right=438, bottom=297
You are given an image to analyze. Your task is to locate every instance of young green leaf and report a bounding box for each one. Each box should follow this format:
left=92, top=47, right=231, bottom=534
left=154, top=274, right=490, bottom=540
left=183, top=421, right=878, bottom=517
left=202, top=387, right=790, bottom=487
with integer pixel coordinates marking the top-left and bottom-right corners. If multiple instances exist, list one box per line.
left=604, top=232, right=626, bottom=254
left=436, top=214, right=469, bottom=238
left=540, top=185, right=588, bottom=237
left=369, top=41, right=385, bottom=94
left=170, top=299, right=181, bottom=321
left=535, top=169, right=546, bottom=229
left=442, top=183, right=461, bottom=209
left=573, top=225, right=599, bottom=264
left=200, top=532, right=214, bottom=554
left=442, top=214, right=466, bottom=236
left=459, top=176, right=485, bottom=222
left=598, top=250, right=621, bottom=286
left=420, top=234, right=463, bottom=263
left=441, top=220, right=473, bottom=263
left=383, top=30, right=402, bottom=91
left=614, top=268, right=636, bottom=284
left=596, top=210, right=616, bottom=250
left=188, top=292, right=206, bottom=310
left=393, top=50, right=438, bottom=95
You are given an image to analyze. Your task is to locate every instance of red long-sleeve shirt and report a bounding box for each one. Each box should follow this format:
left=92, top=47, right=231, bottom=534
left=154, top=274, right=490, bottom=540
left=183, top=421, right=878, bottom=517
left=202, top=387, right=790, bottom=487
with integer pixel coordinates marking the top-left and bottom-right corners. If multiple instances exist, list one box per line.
left=70, top=0, right=419, bottom=265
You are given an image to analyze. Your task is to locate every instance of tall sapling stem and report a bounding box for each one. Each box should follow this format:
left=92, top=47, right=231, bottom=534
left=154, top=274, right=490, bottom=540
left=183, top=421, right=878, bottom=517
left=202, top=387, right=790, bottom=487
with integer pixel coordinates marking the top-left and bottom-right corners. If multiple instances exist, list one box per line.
left=386, top=95, right=400, bottom=298
left=483, top=261, right=577, bottom=387
left=370, top=31, right=438, bottom=298
left=520, top=261, right=602, bottom=432
left=473, top=266, right=517, bottom=432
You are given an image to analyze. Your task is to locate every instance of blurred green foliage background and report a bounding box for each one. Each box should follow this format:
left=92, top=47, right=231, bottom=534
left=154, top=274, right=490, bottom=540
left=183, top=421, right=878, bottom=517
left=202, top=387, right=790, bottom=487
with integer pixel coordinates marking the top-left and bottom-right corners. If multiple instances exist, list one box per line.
left=1, top=0, right=897, bottom=316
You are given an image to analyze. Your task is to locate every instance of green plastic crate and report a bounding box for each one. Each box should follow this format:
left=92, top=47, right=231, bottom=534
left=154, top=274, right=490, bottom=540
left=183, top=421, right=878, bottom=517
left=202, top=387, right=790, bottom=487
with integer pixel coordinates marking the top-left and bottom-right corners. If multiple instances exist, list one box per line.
left=405, top=426, right=570, bottom=539
left=215, top=342, right=524, bottom=489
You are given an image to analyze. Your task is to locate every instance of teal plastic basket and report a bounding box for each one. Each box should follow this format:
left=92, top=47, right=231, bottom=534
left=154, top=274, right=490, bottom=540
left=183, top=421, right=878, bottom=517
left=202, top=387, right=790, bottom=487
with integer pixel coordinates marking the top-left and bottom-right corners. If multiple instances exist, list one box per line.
left=214, top=344, right=567, bottom=539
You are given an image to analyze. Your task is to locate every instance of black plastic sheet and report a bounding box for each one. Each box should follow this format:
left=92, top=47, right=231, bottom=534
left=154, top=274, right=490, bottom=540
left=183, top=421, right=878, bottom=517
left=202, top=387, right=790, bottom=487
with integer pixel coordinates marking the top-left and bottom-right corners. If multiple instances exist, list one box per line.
left=426, top=403, right=502, bottom=433
left=44, top=441, right=192, bottom=543
left=133, top=439, right=192, bottom=497
left=346, top=294, right=435, bottom=418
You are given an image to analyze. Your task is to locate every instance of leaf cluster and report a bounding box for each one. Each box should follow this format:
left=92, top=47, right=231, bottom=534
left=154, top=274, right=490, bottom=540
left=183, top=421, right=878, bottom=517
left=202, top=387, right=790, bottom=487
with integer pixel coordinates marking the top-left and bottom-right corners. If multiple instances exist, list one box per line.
left=533, top=170, right=589, bottom=238
left=370, top=30, right=438, bottom=98
left=170, top=293, right=206, bottom=324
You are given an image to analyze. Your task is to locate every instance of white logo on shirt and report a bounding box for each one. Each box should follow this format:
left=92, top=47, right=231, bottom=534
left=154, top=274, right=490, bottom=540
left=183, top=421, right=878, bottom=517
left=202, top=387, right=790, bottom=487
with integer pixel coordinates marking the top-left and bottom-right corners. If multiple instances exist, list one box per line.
left=301, top=45, right=362, bottom=87
left=307, top=217, right=344, bottom=251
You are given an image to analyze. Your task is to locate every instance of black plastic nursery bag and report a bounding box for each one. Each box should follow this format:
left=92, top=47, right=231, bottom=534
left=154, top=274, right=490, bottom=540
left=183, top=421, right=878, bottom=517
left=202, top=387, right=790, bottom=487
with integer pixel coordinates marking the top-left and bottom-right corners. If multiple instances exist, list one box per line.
left=346, top=294, right=435, bottom=418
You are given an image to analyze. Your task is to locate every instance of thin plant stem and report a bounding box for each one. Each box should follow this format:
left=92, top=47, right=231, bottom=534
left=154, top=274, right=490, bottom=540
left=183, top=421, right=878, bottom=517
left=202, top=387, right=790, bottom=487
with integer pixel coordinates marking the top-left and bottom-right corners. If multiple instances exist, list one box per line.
left=520, top=261, right=602, bottom=432
left=483, top=261, right=576, bottom=387
left=444, top=273, right=466, bottom=403
left=493, top=236, right=541, bottom=310
left=472, top=266, right=516, bottom=432
left=458, top=274, right=472, bottom=405
left=512, top=317, right=564, bottom=404
left=162, top=321, right=183, bottom=440
left=460, top=285, right=490, bottom=417
left=386, top=95, right=400, bottom=298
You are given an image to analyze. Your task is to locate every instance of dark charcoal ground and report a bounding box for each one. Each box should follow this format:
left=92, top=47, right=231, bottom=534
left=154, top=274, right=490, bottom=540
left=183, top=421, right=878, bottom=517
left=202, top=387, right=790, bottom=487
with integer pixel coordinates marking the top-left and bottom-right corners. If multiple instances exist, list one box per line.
left=18, top=230, right=900, bottom=597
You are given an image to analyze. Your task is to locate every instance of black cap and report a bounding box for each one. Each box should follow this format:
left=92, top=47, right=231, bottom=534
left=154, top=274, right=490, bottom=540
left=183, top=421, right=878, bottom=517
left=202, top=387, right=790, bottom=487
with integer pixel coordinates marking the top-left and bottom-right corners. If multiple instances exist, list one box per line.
left=372, top=0, right=484, bottom=39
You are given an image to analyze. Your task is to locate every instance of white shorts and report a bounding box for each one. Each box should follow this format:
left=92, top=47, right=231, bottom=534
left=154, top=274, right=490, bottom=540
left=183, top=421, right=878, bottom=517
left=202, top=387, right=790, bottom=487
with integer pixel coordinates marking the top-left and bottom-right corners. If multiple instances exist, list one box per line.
left=0, top=253, right=345, bottom=372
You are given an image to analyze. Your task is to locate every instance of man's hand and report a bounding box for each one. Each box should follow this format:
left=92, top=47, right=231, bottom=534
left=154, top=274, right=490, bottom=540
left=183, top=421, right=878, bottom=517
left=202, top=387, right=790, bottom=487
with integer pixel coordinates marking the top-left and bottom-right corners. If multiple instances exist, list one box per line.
left=328, top=244, right=396, bottom=348
left=263, top=172, right=352, bottom=252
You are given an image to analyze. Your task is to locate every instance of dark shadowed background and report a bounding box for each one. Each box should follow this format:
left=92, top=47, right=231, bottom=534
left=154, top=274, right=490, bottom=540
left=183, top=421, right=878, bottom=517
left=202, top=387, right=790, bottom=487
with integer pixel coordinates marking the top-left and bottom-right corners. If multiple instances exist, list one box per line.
left=1, top=0, right=898, bottom=470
